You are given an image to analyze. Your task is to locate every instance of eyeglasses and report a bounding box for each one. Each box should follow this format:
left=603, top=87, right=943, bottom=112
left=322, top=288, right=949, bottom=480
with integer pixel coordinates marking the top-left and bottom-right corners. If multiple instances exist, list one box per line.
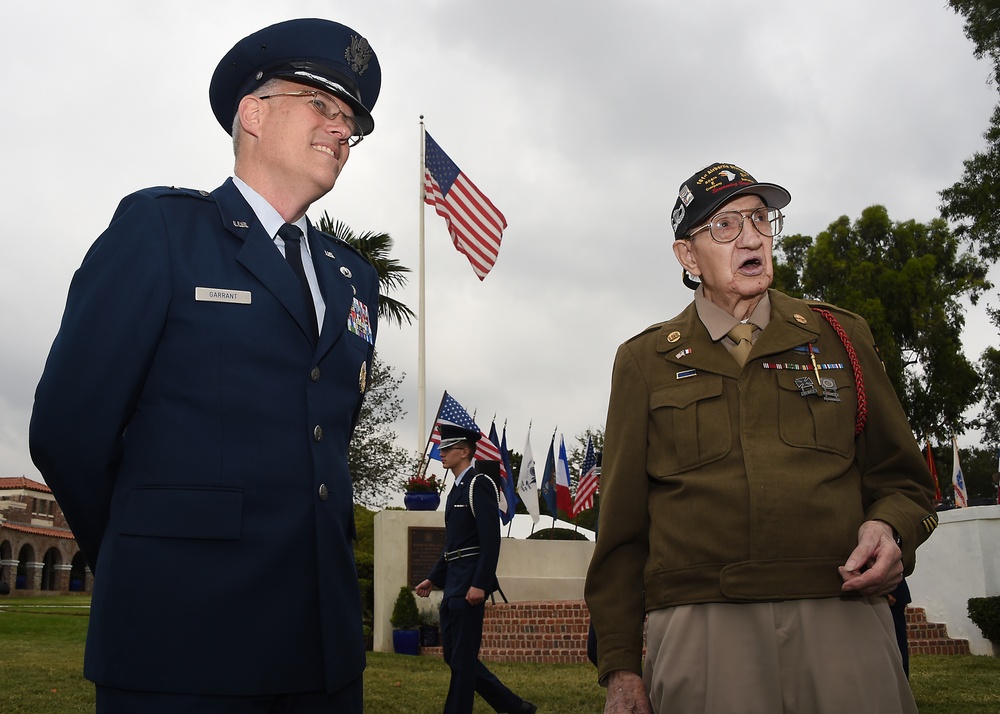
left=688, top=207, right=784, bottom=243
left=259, top=90, right=364, bottom=147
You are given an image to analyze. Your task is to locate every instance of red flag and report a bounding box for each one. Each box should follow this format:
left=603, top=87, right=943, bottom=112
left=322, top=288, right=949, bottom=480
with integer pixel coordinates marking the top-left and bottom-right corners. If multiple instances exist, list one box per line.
left=424, top=132, right=507, bottom=280
left=925, top=438, right=942, bottom=505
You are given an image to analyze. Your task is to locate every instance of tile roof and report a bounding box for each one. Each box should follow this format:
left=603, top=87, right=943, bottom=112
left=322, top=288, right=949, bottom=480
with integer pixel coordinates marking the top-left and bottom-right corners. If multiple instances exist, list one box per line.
left=0, top=477, right=51, bottom=493
left=0, top=522, right=75, bottom=539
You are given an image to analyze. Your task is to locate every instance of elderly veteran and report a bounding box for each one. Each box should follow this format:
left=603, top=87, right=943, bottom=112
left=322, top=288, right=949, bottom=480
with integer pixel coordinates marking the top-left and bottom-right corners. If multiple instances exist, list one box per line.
left=585, top=162, right=938, bottom=714
left=31, top=18, right=381, bottom=714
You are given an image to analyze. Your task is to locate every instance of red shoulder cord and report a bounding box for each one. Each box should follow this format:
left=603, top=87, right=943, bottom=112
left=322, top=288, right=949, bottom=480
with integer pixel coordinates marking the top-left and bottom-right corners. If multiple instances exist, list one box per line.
left=810, top=308, right=868, bottom=436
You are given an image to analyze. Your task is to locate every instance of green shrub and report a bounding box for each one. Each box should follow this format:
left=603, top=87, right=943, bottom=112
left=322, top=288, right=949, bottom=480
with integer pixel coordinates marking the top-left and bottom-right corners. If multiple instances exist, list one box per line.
left=390, top=586, right=420, bottom=630
left=967, top=596, right=1000, bottom=641
left=527, top=527, right=589, bottom=541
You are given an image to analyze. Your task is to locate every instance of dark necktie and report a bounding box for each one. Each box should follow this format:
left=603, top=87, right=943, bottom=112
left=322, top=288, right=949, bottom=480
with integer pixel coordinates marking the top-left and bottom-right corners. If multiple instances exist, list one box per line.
left=727, top=322, right=755, bottom=367
left=277, top=223, right=319, bottom=342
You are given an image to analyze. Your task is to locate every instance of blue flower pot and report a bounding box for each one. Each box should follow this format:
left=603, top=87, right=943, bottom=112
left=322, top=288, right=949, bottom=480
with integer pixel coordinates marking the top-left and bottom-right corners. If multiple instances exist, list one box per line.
left=393, top=628, right=420, bottom=655
left=404, top=492, right=441, bottom=511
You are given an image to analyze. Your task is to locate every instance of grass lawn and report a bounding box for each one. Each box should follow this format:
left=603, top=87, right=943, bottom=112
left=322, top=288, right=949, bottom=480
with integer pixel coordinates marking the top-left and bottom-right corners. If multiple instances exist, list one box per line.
left=2, top=595, right=999, bottom=713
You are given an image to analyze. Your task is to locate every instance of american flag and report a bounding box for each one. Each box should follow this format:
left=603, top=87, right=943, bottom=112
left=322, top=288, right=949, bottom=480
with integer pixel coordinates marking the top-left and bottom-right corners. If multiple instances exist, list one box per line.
left=423, top=132, right=507, bottom=280
left=571, top=436, right=598, bottom=517
left=429, top=392, right=508, bottom=486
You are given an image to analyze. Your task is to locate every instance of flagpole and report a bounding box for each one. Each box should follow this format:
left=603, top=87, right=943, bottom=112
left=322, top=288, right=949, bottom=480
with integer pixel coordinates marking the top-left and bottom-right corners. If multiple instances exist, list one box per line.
left=417, top=117, right=427, bottom=454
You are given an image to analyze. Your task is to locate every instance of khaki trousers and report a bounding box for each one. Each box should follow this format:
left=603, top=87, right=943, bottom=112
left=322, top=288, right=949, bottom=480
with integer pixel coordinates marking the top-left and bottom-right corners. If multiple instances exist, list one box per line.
left=643, top=597, right=917, bottom=714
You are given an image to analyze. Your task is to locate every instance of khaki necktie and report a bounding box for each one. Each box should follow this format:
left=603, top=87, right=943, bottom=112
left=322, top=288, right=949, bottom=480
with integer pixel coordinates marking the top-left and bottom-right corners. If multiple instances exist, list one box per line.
left=727, top=322, right=755, bottom=367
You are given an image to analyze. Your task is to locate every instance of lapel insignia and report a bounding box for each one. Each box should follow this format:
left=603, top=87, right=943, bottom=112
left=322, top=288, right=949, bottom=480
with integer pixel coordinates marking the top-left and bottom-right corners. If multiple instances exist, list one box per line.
left=324, top=250, right=336, bottom=259
left=676, top=369, right=697, bottom=380
left=675, top=348, right=692, bottom=359
left=359, top=361, right=367, bottom=394
left=667, top=330, right=682, bottom=343
left=340, top=266, right=353, bottom=278
left=793, top=313, right=808, bottom=324
left=232, top=220, right=249, bottom=228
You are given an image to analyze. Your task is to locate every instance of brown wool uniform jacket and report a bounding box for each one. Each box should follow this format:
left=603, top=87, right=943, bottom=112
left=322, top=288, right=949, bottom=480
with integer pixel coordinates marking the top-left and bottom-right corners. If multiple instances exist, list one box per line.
left=585, top=289, right=937, bottom=682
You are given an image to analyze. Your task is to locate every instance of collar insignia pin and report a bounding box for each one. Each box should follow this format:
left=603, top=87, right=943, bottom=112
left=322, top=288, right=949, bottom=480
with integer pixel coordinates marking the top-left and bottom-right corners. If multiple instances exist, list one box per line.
left=667, top=330, right=682, bottom=343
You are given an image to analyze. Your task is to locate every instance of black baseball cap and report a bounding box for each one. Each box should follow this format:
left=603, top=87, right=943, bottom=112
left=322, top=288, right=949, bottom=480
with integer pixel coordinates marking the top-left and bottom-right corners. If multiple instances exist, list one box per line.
left=670, top=162, right=791, bottom=240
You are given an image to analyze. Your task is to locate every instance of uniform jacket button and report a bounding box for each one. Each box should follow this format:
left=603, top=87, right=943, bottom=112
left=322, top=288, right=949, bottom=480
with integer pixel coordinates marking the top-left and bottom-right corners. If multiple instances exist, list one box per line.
left=310, top=366, right=321, bottom=382
left=313, top=425, right=324, bottom=441
left=318, top=484, right=329, bottom=501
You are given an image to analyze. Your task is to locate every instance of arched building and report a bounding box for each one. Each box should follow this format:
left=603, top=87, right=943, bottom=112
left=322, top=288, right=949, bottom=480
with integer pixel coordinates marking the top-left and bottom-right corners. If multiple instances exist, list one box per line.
left=0, top=477, right=89, bottom=594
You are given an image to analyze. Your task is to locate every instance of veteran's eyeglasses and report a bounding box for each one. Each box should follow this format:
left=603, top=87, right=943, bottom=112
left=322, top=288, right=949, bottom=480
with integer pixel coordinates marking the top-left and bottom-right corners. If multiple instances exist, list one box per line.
left=259, top=90, right=364, bottom=146
left=688, top=207, right=784, bottom=244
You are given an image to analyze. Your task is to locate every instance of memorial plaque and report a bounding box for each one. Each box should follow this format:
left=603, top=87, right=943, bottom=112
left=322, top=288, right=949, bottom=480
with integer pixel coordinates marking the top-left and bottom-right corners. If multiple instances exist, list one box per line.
left=408, top=526, right=447, bottom=589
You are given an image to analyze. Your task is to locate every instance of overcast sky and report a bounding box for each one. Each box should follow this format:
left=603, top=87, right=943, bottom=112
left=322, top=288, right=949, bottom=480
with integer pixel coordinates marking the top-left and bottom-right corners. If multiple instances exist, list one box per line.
left=2, top=0, right=997, bottom=488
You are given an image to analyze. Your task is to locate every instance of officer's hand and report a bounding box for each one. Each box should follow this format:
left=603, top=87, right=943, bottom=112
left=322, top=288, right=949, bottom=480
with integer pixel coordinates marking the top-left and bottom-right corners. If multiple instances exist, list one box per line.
left=839, top=520, right=902, bottom=597
left=415, top=579, right=434, bottom=598
left=604, top=670, right=651, bottom=714
left=465, top=586, right=486, bottom=606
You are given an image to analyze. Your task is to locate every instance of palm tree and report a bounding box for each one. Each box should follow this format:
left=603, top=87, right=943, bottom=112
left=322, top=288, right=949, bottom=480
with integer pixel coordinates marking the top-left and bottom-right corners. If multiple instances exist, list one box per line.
left=315, top=211, right=415, bottom=327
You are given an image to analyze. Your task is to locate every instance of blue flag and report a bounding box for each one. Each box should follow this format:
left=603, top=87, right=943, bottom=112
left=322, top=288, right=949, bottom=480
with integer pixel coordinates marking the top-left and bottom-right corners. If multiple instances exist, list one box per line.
left=499, top=424, right=518, bottom=524
left=539, top=433, right=557, bottom=517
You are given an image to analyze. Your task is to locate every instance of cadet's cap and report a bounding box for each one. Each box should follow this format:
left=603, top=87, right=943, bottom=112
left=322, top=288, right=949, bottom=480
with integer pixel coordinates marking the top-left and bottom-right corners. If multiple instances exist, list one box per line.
left=439, top=424, right=481, bottom=449
left=210, top=18, right=381, bottom=136
left=670, top=162, right=791, bottom=240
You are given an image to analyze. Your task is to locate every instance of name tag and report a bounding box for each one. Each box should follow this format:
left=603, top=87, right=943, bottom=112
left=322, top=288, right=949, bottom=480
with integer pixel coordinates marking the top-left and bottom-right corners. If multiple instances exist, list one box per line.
left=195, top=287, right=252, bottom=304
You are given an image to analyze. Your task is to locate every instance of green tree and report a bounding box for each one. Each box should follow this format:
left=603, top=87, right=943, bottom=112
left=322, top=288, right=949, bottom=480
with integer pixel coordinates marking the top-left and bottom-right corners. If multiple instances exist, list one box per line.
left=348, top=354, right=417, bottom=507
left=315, top=212, right=416, bottom=327
left=772, top=206, right=989, bottom=438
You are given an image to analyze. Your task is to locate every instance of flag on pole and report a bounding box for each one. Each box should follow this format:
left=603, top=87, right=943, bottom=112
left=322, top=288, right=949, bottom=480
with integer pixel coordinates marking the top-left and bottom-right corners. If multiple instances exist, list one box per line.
left=423, top=132, right=507, bottom=280
left=925, top=438, right=942, bottom=504
left=571, top=436, right=598, bottom=517
left=952, top=436, right=968, bottom=508
left=539, top=432, right=557, bottom=517
left=517, top=429, right=540, bottom=524
left=488, top=421, right=515, bottom=525
left=427, top=393, right=508, bottom=510
left=499, top=424, right=518, bottom=524
left=555, top=434, right=573, bottom=516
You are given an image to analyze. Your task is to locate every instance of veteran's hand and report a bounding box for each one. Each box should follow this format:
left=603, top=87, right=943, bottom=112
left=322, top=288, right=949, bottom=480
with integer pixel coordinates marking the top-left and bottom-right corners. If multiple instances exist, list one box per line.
left=415, top=579, right=434, bottom=598
left=465, top=586, right=486, bottom=606
left=604, top=670, right=652, bottom=714
left=839, top=519, right=903, bottom=597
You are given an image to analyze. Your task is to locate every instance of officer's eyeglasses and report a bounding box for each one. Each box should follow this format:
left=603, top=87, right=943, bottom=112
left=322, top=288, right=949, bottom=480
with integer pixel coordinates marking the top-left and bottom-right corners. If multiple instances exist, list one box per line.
left=259, top=90, right=364, bottom=147
left=687, top=207, right=784, bottom=244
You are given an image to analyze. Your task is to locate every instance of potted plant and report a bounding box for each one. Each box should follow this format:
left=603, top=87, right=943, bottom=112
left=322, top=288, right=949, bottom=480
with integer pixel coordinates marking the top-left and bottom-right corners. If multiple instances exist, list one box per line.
left=390, top=585, right=421, bottom=655
left=402, top=473, right=445, bottom=511
left=967, top=596, right=1000, bottom=656
left=419, top=603, right=441, bottom=647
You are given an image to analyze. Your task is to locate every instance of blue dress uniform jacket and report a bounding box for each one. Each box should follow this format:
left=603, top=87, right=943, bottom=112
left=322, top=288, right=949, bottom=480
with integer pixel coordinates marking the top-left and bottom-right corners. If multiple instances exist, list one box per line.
left=427, top=469, right=501, bottom=598
left=29, top=178, right=378, bottom=696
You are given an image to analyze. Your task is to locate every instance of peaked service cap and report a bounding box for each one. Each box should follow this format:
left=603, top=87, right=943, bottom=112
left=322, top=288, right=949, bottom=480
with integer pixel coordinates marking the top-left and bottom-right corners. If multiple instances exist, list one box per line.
left=210, top=18, right=381, bottom=136
left=439, top=424, right=481, bottom=449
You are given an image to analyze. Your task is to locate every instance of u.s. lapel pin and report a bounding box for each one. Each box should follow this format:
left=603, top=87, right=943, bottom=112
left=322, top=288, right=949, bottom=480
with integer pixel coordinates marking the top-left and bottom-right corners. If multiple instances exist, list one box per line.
left=667, top=330, right=682, bottom=343
left=232, top=220, right=249, bottom=228
left=793, top=313, right=808, bottom=324
left=324, top=250, right=335, bottom=259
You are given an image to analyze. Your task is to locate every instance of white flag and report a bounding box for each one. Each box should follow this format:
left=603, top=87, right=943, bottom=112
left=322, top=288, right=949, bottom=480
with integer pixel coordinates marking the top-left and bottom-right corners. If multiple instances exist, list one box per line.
left=517, top=430, right=540, bottom=524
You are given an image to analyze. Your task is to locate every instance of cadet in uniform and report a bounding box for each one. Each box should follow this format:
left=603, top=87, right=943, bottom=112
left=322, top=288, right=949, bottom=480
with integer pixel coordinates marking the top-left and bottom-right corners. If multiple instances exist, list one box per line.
left=416, top=425, right=536, bottom=714
left=30, top=18, right=381, bottom=714
left=585, top=163, right=938, bottom=714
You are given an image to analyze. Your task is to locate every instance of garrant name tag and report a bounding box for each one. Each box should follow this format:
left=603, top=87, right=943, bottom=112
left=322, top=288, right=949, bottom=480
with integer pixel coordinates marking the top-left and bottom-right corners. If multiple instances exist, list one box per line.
left=195, top=287, right=252, bottom=304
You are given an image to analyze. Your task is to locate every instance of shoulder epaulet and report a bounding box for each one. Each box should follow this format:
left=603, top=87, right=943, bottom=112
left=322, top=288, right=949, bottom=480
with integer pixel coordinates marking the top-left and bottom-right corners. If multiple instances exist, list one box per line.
left=313, top=229, right=369, bottom=263
left=624, top=320, right=670, bottom=345
left=137, top=186, right=215, bottom=201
